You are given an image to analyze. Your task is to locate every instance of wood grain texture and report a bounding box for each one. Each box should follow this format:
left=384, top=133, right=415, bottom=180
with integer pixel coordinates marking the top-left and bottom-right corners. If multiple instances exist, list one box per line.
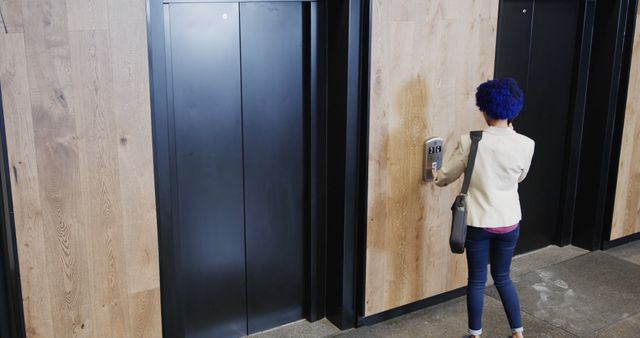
left=108, top=0, right=160, bottom=295
left=70, top=29, right=131, bottom=337
left=129, top=288, right=162, bottom=338
left=0, top=0, right=162, bottom=336
left=611, top=9, right=640, bottom=240
left=0, top=33, right=55, bottom=338
left=66, top=0, right=109, bottom=31
left=365, top=0, right=499, bottom=316
left=0, top=0, right=24, bottom=33
left=22, top=1, right=96, bottom=335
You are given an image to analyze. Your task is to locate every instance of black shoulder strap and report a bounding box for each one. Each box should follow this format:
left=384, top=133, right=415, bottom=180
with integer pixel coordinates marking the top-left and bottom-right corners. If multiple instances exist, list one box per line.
left=461, top=131, right=483, bottom=195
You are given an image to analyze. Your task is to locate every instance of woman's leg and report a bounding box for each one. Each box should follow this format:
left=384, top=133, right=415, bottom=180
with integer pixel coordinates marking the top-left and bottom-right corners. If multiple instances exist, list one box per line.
left=489, top=226, right=523, bottom=335
left=465, top=226, right=490, bottom=336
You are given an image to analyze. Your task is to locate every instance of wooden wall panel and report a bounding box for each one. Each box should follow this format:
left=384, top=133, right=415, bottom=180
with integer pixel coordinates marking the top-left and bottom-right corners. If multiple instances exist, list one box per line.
left=66, top=0, right=108, bottom=31
left=0, top=0, right=162, bottom=336
left=0, top=0, right=23, bottom=33
left=365, top=0, right=499, bottom=316
left=0, top=31, right=55, bottom=338
left=108, top=0, right=160, bottom=295
left=611, top=9, right=640, bottom=240
left=21, top=1, right=95, bottom=335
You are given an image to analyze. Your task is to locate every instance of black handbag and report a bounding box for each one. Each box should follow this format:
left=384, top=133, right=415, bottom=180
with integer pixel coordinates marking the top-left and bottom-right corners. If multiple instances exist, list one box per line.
left=449, top=131, right=483, bottom=254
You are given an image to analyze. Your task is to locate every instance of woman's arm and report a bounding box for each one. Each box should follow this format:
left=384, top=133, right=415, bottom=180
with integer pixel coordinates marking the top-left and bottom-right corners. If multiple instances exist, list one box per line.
left=518, top=140, right=535, bottom=183
left=435, top=135, right=468, bottom=187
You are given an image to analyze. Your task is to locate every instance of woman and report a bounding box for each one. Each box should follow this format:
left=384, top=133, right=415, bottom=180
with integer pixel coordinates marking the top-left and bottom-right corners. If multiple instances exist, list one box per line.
left=434, top=78, right=535, bottom=338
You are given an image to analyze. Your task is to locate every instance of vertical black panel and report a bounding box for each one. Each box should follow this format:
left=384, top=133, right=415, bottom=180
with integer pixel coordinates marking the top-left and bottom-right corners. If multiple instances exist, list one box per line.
left=575, top=0, right=639, bottom=250
left=325, top=0, right=350, bottom=329
left=494, top=0, right=534, bottom=91
left=356, top=0, right=372, bottom=323
left=325, top=0, right=365, bottom=330
left=0, top=245, right=9, bottom=338
left=574, top=0, right=630, bottom=250
left=240, top=2, right=305, bottom=334
left=561, top=0, right=596, bottom=247
left=168, top=4, right=247, bottom=337
left=307, top=1, right=328, bottom=322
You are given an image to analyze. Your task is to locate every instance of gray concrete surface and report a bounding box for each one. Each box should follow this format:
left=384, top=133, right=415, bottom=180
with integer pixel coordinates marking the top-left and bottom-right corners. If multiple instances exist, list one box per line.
left=604, top=240, right=640, bottom=266
left=253, top=243, right=640, bottom=338
left=250, top=319, right=340, bottom=338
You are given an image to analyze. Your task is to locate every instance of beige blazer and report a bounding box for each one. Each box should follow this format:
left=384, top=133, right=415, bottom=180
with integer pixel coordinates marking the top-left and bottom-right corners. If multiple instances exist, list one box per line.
left=435, top=126, right=535, bottom=228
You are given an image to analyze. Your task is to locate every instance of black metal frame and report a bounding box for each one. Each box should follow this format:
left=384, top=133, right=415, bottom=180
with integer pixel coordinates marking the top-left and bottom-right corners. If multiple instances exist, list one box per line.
left=323, top=0, right=370, bottom=330
left=559, top=0, right=597, bottom=247
left=355, top=0, right=372, bottom=328
left=603, top=232, right=640, bottom=250
left=358, top=287, right=467, bottom=327
left=0, top=86, right=27, bottom=338
left=572, top=0, right=639, bottom=250
left=304, top=0, right=329, bottom=322
left=147, top=0, right=328, bottom=336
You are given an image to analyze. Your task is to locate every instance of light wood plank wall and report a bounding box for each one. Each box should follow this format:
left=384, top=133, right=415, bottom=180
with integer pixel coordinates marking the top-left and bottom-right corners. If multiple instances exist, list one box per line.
left=611, top=9, right=640, bottom=240
left=365, top=0, right=499, bottom=315
left=0, top=0, right=162, bottom=336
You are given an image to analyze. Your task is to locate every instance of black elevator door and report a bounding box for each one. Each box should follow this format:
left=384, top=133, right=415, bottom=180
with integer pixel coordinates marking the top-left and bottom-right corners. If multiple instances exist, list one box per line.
left=166, top=2, right=306, bottom=337
left=169, top=3, right=247, bottom=337
left=240, top=3, right=305, bottom=334
left=495, top=0, right=581, bottom=253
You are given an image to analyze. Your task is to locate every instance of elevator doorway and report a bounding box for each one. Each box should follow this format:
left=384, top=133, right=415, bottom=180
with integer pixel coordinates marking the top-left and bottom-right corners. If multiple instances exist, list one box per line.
left=494, top=0, right=583, bottom=253
left=149, top=2, right=324, bottom=337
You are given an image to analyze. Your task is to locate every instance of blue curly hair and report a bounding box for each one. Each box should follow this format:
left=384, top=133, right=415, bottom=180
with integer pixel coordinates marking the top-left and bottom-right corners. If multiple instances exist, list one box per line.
left=475, top=78, right=524, bottom=120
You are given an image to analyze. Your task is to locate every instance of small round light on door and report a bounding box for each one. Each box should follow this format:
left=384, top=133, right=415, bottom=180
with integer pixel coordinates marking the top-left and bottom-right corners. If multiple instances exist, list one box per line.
left=522, top=9, right=527, bottom=14
left=222, top=13, right=229, bottom=20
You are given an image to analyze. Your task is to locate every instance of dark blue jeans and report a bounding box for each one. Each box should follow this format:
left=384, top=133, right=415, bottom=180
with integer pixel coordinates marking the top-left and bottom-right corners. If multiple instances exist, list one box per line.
left=465, top=225, right=523, bottom=335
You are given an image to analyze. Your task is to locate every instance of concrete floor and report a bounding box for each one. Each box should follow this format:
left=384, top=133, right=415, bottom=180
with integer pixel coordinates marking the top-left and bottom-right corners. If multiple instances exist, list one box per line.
left=252, top=240, right=640, bottom=338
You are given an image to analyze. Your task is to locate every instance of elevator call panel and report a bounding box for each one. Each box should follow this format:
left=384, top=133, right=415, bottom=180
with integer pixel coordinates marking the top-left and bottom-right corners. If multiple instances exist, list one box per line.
left=424, top=137, right=444, bottom=182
